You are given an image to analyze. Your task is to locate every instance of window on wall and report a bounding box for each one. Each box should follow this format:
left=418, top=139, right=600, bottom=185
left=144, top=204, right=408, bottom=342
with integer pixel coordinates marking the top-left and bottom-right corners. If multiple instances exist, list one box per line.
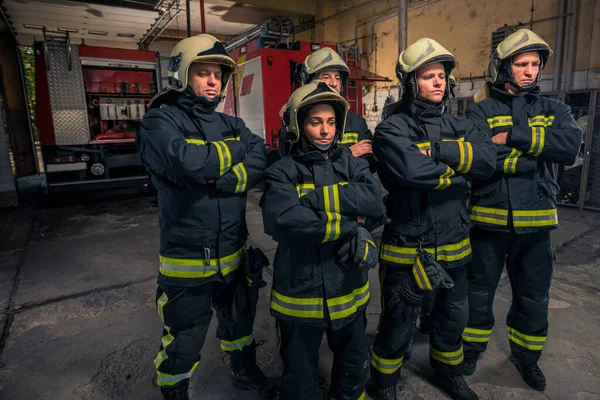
left=491, top=26, right=511, bottom=54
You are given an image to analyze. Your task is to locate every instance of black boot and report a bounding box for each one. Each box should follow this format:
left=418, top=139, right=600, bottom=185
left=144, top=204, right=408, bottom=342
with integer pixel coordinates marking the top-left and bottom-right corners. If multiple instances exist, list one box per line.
left=433, top=373, right=478, bottom=400
left=229, top=341, right=276, bottom=397
left=366, top=380, right=397, bottom=400
left=160, top=379, right=189, bottom=400
left=462, top=351, right=479, bottom=376
left=509, top=353, right=546, bottom=391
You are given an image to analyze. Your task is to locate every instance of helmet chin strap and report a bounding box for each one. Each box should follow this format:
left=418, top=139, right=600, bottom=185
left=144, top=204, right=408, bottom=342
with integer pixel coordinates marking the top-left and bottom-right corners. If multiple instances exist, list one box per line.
left=183, top=86, right=222, bottom=110
left=300, top=131, right=334, bottom=153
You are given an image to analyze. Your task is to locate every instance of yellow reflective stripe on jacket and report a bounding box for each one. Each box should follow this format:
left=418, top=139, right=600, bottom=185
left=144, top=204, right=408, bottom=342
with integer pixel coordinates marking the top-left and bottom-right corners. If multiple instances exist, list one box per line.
left=487, top=115, right=513, bottom=129
left=327, top=282, right=370, bottom=320
left=371, top=351, right=403, bottom=375
left=339, top=132, right=359, bottom=145
left=512, top=209, right=558, bottom=227
left=528, top=115, right=555, bottom=127
left=437, top=237, right=472, bottom=262
left=503, top=148, right=522, bottom=174
left=270, top=289, right=325, bottom=319
left=159, top=246, right=244, bottom=279
left=380, top=238, right=471, bottom=265
left=185, top=138, right=208, bottom=145
left=322, top=184, right=342, bottom=243
left=357, top=392, right=365, bottom=400
left=156, top=360, right=200, bottom=386
left=457, top=142, right=473, bottom=174
left=231, top=162, right=248, bottom=193
left=528, top=126, right=546, bottom=157
left=430, top=345, right=464, bottom=366
left=412, top=255, right=433, bottom=291
left=469, top=205, right=509, bottom=226
left=221, top=334, right=254, bottom=351
left=213, top=141, right=233, bottom=176
left=435, top=166, right=455, bottom=189
left=416, top=137, right=465, bottom=150
left=296, top=183, right=316, bottom=198
left=507, top=326, right=546, bottom=351
left=463, top=327, right=493, bottom=343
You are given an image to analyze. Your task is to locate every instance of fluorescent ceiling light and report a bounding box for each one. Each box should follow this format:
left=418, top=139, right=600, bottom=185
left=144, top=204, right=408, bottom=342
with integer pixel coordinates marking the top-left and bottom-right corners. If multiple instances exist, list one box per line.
left=58, top=27, right=78, bottom=33
left=116, top=33, right=135, bottom=37
left=23, top=24, right=45, bottom=30
left=88, top=30, right=108, bottom=35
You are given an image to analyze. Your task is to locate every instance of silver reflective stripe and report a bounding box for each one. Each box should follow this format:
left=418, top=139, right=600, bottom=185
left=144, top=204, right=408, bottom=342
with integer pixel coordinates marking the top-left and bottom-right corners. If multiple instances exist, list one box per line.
left=463, top=332, right=491, bottom=340
left=381, top=248, right=417, bottom=264
left=221, top=336, right=253, bottom=351
left=157, top=367, right=197, bottom=385
left=530, top=127, right=543, bottom=156
left=327, top=289, right=370, bottom=314
left=270, top=296, right=324, bottom=312
left=159, top=262, right=220, bottom=274
left=470, top=210, right=509, bottom=224
left=437, top=244, right=471, bottom=258
left=512, top=214, right=556, bottom=222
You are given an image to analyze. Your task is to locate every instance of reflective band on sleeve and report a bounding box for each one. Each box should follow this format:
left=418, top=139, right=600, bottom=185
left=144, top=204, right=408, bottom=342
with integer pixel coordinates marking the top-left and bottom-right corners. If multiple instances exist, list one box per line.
left=507, top=326, right=546, bottom=351
left=156, top=361, right=200, bottom=386
left=339, top=132, right=359, bottom=145
left=512, top=209, right=558, bottom=227
left=503, top=148, right=522, bottom=174
left=457, top=142, right=473, bottom=174
left=435, top=166, right=455, bottom=190
left=363, top=242, right=369, bottom=261
left=371, top=352, right=403, bottom=375
left=430, top=345, right=464, bottom=366
left=327, top=282, right=370, bottom=320
left=469, top=205, right=509, bottom=226
left=462, top=327, right=493, bottom=343
left=528, top=115, right=555, bottom=127
left=413, top=256, right=433, bottom=291
left=270, top=289, right=325, bottom=319
left=185, top=138, right=208, bottom=145
left=322, top=184, right=342, bottom=243
left=159, top=246, right=244, bottom=279
left=296, top=183, right=316, bottom=198
left=487, top=115, right=513, bottom=129
left=528, top=127, right=546, bottom=157
left=213, top=141, right=232, bottom=176
left=221, top=335, right=254, bottom=351
left=232, top=163, right=248, bottom=193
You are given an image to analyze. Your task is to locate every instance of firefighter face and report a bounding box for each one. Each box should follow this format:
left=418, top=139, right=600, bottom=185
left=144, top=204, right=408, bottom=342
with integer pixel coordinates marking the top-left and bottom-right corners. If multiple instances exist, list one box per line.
left=302, top=103, right=337, bottom=146
left=416, top=62, right=447, bottom=104
left=317, top=70, right=342, bottom=93
left=188, top=62, right=222, bottom=99
left=510, top=51, right=540, bottom=88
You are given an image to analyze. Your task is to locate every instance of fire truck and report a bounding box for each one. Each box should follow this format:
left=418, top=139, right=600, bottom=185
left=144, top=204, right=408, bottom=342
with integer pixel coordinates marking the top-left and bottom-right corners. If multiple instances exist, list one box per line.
left=35, top=32, right=161, bottom=192
left=218, top=19, right=391, bottom=162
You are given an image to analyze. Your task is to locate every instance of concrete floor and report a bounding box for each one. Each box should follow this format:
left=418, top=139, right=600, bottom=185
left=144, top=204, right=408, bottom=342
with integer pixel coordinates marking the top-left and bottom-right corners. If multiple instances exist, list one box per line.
left=0, top=189, right=599, bottom=400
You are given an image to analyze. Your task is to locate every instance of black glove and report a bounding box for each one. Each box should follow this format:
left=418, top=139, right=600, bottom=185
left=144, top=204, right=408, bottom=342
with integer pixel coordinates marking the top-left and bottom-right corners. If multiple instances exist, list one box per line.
left=388, top=276, right=422, bottom=322
left=412, top=249, right=454, bottom=291
left=245, top=246, right=269, bottom=288
left=337, top=227, right=378, bottom=270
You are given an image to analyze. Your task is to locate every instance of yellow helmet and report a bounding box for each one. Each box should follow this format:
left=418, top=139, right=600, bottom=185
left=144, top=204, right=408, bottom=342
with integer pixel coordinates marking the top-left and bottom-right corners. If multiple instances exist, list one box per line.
left=150, top=34, right=236, bottom=106
left=396, top=38, right=456, bottom=101
left=280, top=80, right=349, bottom=149
left=301, top=47, right=350, bottom=85
left=489, top=29, right=552, bottom=89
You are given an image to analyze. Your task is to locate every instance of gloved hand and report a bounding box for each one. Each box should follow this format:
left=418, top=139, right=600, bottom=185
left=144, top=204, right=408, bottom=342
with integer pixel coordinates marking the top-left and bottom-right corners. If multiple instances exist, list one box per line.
left=388, top=275, right=422, bottom=322
left=337, top=227, right=378, bottom=270
left=412, top=249, right=454, bottom=291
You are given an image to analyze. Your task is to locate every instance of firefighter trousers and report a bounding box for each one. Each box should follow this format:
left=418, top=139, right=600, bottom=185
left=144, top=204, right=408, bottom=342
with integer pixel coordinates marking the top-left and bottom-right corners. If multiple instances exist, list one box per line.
left=153, top=276, right=255, bottom=387
left=464, top=228, right=554, bottom=363
left=371, top=263, right=468, bottom=388
left=276, top=314, right=368, bottom=400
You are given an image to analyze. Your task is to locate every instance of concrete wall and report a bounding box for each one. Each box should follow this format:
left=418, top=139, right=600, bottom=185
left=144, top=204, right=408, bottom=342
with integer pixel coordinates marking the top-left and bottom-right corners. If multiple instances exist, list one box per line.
left=325, top=0, right=600, bottom=90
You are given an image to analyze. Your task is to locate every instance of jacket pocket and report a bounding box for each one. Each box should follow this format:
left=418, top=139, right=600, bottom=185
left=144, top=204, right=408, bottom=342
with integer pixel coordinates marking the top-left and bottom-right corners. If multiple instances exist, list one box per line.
left=163, top=222, right=215, bottom=246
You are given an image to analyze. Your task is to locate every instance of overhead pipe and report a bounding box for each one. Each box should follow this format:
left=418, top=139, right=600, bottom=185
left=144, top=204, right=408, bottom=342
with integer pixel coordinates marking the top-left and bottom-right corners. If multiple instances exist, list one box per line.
left=552, top=0, right=566, bottom=91
left=563, top=0, right=578, bottom=90
left=199, top=0, right=206, bottom=33
left=316, top=0, right=379, bottom=24
left=186, top=0, right=191, bottom=37
left=398, top=0, right=408, bottom=53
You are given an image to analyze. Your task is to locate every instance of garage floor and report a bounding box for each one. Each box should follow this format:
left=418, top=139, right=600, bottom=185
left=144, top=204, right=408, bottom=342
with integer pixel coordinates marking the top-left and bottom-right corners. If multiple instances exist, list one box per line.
left=0, top=189, right=599, bottom=399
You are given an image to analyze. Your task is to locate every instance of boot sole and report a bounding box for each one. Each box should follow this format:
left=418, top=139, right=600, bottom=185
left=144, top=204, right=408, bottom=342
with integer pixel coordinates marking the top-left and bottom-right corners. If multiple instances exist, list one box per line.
left=508, top=355, right=546, bottom=391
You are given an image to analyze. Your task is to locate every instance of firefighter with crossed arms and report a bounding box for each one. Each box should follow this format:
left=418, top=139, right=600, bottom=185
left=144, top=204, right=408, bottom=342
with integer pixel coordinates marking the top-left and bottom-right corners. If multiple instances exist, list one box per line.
left=368, top=38, right=496, bottom=400
left=261, top=80, right=386, bottom=399
left=136, top=34, right=273, bottom=400
left=462, top=29, right=583, bottom=391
